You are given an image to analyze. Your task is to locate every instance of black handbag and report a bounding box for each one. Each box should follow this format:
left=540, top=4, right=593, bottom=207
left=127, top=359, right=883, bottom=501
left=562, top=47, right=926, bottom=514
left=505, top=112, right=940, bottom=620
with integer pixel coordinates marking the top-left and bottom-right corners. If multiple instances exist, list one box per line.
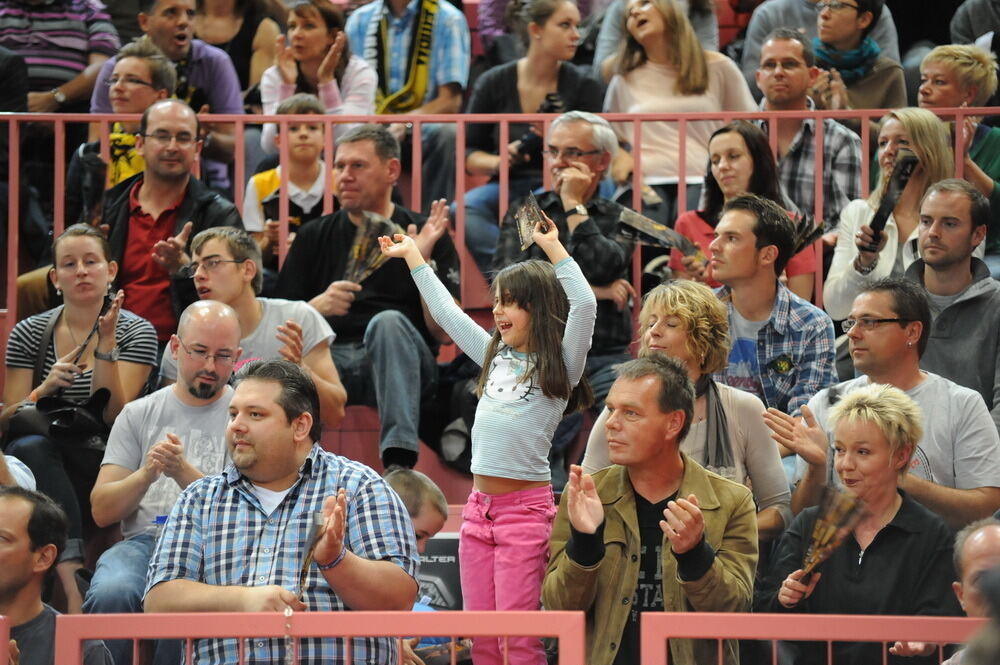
left=3, top=305, right=112, bottom=452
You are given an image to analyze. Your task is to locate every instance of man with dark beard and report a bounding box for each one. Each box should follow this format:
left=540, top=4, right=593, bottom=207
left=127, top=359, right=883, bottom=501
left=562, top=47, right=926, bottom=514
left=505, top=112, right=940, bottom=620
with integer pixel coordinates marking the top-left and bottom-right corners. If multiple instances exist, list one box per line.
left=81, top=299, right=242, bottom=665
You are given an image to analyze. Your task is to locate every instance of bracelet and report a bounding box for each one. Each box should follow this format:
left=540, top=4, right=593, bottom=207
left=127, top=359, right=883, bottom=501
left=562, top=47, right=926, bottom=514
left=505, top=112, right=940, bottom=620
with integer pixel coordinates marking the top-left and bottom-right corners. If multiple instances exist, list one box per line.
left=317, top=547, right=347, bottom=570
left=854, top=255, right=878, bottom=275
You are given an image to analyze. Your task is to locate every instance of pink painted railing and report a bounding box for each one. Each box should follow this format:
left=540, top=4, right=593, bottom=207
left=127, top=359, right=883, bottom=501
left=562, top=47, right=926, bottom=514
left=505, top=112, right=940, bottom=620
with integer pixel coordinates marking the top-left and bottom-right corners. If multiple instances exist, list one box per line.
left=49, top=610, right=586, bottom=664
left=640, top=612, right=987, bottom=664
left=0, top=107, right=985, bottom=387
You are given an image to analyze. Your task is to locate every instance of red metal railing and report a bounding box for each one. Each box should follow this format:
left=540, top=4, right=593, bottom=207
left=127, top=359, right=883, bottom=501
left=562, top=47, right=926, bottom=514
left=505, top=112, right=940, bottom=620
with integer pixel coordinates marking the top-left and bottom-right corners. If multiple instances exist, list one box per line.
left=49, top=610, right=586, bottom=664
left=640, top=612, right=987, bottom=664
left=0, top=106, right=984, bottom=388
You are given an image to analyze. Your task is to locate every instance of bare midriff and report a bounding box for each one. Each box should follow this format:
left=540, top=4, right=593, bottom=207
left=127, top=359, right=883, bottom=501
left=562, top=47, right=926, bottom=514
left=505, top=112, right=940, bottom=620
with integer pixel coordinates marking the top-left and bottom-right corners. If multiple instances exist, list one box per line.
left=473, top=474, right=551, bottom=495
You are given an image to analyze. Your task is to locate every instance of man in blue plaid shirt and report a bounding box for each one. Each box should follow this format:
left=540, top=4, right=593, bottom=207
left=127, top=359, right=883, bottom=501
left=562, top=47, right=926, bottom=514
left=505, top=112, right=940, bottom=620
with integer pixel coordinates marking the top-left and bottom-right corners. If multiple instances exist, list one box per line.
left=709, top=194, right=837, bottom=417
left=144, top=359, right=419, bottom=664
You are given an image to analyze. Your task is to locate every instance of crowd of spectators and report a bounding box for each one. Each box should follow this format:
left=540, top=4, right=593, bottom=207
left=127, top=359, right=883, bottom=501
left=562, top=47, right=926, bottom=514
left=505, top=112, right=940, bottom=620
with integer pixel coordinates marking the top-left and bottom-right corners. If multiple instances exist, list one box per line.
left=3, top=0, right=1000, bottom=664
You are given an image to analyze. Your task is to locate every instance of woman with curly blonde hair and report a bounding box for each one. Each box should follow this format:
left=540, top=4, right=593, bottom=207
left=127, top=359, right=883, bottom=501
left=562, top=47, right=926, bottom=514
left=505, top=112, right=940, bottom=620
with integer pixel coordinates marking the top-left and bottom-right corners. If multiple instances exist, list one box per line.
left=581, top=279, right=791, bottom=540
left=824, top=107, right=954, bottom=320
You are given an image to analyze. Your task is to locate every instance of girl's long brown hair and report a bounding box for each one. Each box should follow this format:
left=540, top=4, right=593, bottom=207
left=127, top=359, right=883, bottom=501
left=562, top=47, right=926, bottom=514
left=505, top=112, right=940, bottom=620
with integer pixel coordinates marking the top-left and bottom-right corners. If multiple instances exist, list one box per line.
left=476, top=260, right=593, bottom=413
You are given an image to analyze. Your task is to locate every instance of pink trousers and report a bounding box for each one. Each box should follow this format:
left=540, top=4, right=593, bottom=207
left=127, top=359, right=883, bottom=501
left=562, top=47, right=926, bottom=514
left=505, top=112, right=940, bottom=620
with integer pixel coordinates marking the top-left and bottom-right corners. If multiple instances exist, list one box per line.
left=459, top=485, right=556, bottom=665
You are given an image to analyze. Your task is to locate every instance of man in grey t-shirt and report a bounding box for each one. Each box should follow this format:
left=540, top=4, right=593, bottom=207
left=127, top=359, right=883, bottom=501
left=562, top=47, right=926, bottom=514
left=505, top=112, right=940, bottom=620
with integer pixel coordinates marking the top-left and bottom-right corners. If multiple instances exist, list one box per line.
left=81, top=300, right=243, bottom=665
left=766, top=278, right=1000, bottom=528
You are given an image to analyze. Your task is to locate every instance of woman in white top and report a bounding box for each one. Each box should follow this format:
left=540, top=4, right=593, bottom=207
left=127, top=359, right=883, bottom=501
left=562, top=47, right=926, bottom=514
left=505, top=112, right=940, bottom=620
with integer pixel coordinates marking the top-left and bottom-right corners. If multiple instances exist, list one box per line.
left=602, top=0, right=755, bottom=222
left=581, top=279, right=791, bottom=541
left=824, top=108, right=953, bottom=320
left=259, top=0, right=376, bottom=152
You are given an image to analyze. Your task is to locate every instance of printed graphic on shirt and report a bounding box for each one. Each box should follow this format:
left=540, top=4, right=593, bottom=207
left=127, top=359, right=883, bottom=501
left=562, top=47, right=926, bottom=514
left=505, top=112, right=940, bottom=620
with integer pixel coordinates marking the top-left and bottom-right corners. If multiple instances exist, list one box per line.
left=143, top=425, right=227, bottom=516
left=630, top=542, right=664, bottom=625
left=726, top=338, right=764, bottom=400
left=484, top=355, right=535, bottom=402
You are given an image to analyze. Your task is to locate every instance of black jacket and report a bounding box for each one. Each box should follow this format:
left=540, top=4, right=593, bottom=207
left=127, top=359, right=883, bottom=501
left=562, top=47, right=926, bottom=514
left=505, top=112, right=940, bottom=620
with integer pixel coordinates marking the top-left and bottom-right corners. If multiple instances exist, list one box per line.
left=101, top=172, right=243, bottom=317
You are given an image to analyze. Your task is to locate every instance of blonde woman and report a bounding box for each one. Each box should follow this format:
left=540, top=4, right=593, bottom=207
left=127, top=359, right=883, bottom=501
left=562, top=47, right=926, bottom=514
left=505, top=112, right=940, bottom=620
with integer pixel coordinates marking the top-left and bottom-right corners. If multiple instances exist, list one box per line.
left=581, top=280, right=791, bottom=540
left=824, top=107, right=953, bottom=320
left=760, top=383, right=962, bottom=664
left=602, top=0, right=755, bottom=222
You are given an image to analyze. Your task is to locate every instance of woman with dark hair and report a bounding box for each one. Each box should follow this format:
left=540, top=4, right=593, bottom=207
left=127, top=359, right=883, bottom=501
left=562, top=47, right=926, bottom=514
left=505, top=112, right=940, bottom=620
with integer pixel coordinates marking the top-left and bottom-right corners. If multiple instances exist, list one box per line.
left=462, top=0, right=605, bottom=274
left=1, top=225, right=157, bottom=612
left=670, top=120, right=818, bottom=300
left=195, top=0, right=285, bottom=102
left=603, top=0, right=755, bottom=223
left=259, top=0, right=376, bottom=150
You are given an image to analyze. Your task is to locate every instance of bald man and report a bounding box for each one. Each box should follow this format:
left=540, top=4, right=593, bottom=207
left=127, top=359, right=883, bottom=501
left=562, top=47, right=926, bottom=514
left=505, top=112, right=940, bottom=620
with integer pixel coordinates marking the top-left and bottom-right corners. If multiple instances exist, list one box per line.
left=83, top=300, right=242, bottom=665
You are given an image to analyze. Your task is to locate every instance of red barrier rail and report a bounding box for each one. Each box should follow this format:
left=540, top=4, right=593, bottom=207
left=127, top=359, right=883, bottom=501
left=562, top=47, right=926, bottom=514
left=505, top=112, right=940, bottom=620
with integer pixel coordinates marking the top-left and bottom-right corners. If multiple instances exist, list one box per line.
left=639, top=612, right=987, bottom=664
left=49, top=610, right=586, bottom=664
left=0, top=106, right=984, bottom=388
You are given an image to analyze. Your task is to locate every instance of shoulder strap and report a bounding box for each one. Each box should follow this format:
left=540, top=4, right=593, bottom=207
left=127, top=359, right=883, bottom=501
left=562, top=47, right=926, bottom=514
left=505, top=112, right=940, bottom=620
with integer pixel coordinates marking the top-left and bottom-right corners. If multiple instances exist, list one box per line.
left=33, top=306, right=63, bottom=388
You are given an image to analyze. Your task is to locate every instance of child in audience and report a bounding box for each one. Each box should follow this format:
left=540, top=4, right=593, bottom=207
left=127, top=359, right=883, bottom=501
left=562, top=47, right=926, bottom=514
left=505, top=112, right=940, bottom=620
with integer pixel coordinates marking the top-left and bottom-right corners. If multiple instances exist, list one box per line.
left=242, top=93, right=334, bottom=267
left=379, top=207, right=596, bottom=665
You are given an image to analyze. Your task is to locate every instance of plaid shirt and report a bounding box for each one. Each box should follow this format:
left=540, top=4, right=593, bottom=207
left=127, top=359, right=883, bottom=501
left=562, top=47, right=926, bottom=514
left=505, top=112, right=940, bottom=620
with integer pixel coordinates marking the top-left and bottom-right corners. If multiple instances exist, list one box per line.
left=144, top=445, right=419, bottom=665
left=493, top=191, right=634, bottom=356
left=713, top=283, right=837, bottom=415
left=755, top=100, right=863, bottom=232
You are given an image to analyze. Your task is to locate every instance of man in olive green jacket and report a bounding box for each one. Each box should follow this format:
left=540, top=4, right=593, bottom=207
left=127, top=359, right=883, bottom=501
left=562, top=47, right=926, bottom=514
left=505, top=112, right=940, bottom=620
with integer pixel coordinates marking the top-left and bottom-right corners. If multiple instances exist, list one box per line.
left=542, top=355, right=758, bottom=665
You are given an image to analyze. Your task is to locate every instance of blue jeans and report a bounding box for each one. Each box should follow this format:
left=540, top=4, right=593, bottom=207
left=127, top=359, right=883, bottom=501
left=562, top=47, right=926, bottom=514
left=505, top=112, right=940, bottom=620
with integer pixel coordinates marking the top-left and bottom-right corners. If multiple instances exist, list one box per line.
left=462, top=178, right=539, bottom=275
left=984, top=251, right=1000, bottom=280
left=331, top=310, right=438, bottom=455
left=414, top=123, right=456, bottom=210
left=83, top=533, right=180, bottom=665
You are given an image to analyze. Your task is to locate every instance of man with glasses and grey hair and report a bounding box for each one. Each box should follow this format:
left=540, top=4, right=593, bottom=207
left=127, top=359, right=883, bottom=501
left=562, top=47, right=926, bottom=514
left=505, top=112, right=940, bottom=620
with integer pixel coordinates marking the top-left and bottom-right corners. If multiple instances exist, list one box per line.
left=493, top=111, right=634, bottom=421
left=82, top=299, right=242, bottom=665
left=764, top=277, right=1000, bottom=529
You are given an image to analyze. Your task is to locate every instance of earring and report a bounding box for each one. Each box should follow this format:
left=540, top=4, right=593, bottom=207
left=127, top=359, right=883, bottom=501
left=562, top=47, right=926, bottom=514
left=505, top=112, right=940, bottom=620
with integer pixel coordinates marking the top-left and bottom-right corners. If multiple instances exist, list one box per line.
left=907, top=341, right=913, bottom=347
left=56, top=288, right=62, bottom=296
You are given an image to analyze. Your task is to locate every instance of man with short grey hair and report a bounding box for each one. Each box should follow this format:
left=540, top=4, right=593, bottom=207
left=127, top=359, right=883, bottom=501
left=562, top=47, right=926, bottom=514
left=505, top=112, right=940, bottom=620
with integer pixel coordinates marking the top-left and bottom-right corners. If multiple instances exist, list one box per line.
left=493, top=111, right=634, bottom=415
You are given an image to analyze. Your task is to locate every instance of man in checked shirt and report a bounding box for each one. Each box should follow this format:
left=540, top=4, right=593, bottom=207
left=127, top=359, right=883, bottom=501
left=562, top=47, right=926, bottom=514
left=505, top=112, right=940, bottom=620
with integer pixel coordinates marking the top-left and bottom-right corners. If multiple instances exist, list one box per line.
left=144, top=359, right=419, bottom=664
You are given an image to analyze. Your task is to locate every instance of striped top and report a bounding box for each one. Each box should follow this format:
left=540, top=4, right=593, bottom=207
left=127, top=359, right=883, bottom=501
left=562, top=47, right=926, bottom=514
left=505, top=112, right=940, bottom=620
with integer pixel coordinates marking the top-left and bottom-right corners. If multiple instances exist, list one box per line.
left=412, top=258, right=596, bottom=481
left=0, top=0, right=120, bottom=90
left=6, top=307, right=158, bottom=402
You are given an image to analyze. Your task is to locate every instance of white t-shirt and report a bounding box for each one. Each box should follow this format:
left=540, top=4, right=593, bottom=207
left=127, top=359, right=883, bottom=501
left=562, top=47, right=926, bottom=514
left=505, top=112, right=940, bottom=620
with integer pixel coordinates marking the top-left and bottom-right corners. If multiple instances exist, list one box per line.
left=725, top=308, right=767, bottom=402
left=795, top=372, right=1000, bottom=490
left=159, top=298, right=335, bottom=381
left=101, top=386, right=234, bottom=538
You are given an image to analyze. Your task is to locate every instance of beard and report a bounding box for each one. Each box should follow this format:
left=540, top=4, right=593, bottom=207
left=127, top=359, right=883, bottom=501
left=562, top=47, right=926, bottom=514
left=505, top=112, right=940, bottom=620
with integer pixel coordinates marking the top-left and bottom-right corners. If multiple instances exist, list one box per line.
left=187, top=373, right=222, bottom=399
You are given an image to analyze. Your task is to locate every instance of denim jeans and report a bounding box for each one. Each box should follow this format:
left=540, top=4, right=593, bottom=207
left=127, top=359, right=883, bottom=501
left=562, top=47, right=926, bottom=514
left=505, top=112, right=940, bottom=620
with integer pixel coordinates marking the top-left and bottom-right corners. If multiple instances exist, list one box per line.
left=83, top=533, right=180, bottom=665
left=413, top=123, right=456, bottom=210
left=985, top=251, right=1000, bottom=280
left=330, top=310, right=438, bottom=455
left=462, top=178, right=539, bottom=275
left=459, top=486, right=556, bottom=665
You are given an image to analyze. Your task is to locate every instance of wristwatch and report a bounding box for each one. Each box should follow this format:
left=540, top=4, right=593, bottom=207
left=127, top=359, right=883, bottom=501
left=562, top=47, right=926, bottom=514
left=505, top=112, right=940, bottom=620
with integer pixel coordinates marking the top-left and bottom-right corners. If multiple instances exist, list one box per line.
left=567, top=204, right=588, bottom=218
left=94, top=347, right=120, bottom=362
left=50, top=88, right=67, bottom=106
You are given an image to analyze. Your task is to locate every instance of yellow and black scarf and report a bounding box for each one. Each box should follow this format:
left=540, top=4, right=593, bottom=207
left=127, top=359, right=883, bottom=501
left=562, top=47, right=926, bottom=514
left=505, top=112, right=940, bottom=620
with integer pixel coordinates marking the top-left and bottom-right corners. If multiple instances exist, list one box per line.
left=363, top=0, right=438, bottom=114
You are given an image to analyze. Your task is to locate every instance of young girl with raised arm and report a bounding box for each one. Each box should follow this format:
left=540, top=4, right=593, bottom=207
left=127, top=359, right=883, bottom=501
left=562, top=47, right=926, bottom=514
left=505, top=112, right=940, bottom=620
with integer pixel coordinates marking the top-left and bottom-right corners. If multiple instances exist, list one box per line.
left=380, top=203, right=597, bottom=665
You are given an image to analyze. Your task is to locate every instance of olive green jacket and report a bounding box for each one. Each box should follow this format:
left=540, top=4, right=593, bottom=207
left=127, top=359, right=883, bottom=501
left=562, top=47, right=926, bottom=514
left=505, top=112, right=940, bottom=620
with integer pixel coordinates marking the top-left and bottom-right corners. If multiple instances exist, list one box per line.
left=542, top=454, right=758, bottom=665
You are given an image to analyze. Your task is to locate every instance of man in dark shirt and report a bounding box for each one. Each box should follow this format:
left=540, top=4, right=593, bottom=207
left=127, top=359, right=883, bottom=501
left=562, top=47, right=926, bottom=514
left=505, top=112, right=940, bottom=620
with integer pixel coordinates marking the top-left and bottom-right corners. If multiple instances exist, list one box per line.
left=0, top=486, right=112, bottom=665
left=542, top=355, right=758, bottom=665
left=493, top=111, right=634, bottom=410
left=276, top=124, right=460, bottom=469
left=100, top=98, right=242, bottom=345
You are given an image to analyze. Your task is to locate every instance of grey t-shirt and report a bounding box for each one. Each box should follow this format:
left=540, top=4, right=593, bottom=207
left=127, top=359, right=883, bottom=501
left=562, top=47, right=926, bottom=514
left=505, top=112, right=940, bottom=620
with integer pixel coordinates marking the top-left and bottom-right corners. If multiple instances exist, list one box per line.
left=101, top=386, right=233, bottom=538
left=12, top=605, right=112, bottom=665
left=159, top=297, right=335, bottom=381
left=795, top=372, right=1000, bottom=489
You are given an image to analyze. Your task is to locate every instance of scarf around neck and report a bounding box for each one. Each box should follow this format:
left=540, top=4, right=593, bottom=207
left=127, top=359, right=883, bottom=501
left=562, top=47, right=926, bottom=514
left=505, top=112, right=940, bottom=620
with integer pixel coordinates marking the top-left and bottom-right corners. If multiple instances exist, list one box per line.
left=363, top=0, right=439, bottom=114
left=812, top=35, right=881, bottom=85
left=695, top=374, right=735, bottom=472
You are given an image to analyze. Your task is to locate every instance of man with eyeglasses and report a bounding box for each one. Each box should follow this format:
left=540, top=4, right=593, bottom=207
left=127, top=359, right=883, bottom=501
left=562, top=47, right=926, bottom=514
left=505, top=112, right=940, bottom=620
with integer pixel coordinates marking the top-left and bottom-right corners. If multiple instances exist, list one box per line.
left=492, top=111, right=634, bottom=477
left=738, top=0, right=900, bottom=96
left=83, top=299, right=242, bottom=665
left=99, top=98, right=242, bottom=349
left=754, top=28, right=862, bottom=236
left=159, top=227, right=347, bottom=429
left=765, top=277, right=1000, bottom=528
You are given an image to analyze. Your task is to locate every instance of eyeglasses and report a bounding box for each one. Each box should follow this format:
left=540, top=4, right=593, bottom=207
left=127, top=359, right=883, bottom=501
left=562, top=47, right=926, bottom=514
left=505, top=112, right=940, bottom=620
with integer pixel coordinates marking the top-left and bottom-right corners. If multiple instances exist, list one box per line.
left=141, top=130, right=198, bottom=147
left=176, top=338, right=236, bottom=365
left=816, top=0, right=860, bottom=11
left=841, top=317, right=911, bottom=332
left=105, top=75, right=156, bottom=89
left=177, top=257, right=244, bottom=278
left=545, top=147, right=602, bottom=160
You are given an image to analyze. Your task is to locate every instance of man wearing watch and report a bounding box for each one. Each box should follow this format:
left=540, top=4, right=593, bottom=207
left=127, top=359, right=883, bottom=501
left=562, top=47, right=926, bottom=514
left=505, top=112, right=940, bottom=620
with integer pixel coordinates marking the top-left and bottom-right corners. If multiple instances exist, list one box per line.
left=144, top=359, right=419, bottom=665
left=493, top=112, right=635, bottom=455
